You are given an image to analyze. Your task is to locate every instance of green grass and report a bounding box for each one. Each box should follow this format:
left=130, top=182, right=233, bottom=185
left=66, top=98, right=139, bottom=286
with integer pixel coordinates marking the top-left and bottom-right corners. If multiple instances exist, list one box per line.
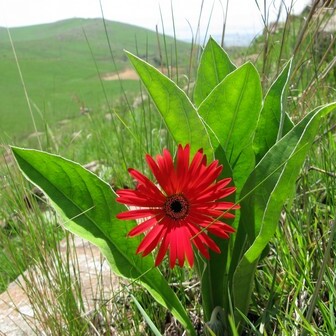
left=247, top=115, right=336, bottom=335
left=0, top=18, right=191, bottom=140
left=0, top=3, right=335, bottom=335
left=246, top=8, right=335, bottom=113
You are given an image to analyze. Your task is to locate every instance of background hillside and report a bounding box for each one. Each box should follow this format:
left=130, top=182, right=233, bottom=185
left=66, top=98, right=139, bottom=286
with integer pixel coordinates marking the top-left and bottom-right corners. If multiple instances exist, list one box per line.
left=0, top=18, right=191, bottom=140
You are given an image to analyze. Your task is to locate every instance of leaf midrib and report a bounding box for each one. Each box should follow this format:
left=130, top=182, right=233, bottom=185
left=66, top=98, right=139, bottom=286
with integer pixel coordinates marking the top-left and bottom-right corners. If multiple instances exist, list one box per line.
left=224, top=65, right=251, bottom=151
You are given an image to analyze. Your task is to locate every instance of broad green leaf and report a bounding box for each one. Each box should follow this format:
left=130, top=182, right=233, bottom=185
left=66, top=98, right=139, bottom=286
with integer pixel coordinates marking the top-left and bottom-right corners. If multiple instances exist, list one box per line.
left=195, top=63, right=262, bottom=320
left=232, top=102, right=336, bottom=322
left=12, top=147, right=195, bottom=335
left=126, top=51, right=213, bottom=159
left=198, top=62, right=262, bottom=193
left=253, top=59, right=294, bottom=162
left=194, top=37, right=236, bottom=106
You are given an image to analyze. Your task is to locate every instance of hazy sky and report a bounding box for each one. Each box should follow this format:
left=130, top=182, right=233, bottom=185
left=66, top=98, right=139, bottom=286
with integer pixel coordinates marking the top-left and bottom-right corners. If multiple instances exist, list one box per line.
left=0, top=0, right=311, bottom=38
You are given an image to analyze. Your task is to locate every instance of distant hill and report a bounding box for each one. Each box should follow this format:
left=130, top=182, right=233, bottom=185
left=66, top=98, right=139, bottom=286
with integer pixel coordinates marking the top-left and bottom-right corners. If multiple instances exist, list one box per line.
left=0, top=18, right=191, bottom=139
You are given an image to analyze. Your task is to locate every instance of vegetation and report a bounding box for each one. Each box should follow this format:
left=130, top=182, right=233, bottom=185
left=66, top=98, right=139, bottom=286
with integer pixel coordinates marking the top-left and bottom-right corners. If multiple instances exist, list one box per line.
left=0, top=18, right=191, bottom=139
left=0, top=1, right=335, bottom=335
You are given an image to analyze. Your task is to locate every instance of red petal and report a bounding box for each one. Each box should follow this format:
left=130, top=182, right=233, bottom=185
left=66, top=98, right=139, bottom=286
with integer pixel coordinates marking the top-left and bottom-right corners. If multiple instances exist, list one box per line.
left=190, top=162, right=223, bottom=194
left=189, top=223, right=221, bottom=254
left=117, top=208, right=160, bottom=220
left=136, top=185, right=166, bottom=203
left=190, top=234, right=210, bottom=258
left=206, top=210, right=236, bottom=218
left=128, top=168, right=155, bottom=188
left=186, top=163, right=219, bottom=194
left=213, top=202, right=240, bottom=210
left=159, top=149, right=177, bottom=192
left=136, top=223, right=166, bottom=256
left=127, top=217, right=160, bottom=236
left=155, top=218, right=195, bottom=268
left=146, top=153, right=175, bottom=195
left=155, top=231, right=170, bottom=266
left=175, top=144, right=190, bottom=192
left=191, top=182, right=234, bottom=202
left=177, top=222, right=194, bottom=267
left=188, top=149, right=205, bottom=177
left=116, top=193, right=163, bottom=207
left=187, top=224, right=217, bottom=257
left=198, top=219, right=235, bottom=233
left=174, top=225, right=189, bottom=267
left=169, top=227, right=178, bottom=268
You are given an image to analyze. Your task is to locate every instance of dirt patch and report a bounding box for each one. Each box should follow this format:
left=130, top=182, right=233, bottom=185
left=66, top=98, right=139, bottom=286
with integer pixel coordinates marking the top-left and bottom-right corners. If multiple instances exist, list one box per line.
left=0, top=147, right=15, bottom=168
left=0, top=235, right=120, bottom=335
left=102, top=68, right=139, bottom=81
left=102, top=66, right=183, bottom=81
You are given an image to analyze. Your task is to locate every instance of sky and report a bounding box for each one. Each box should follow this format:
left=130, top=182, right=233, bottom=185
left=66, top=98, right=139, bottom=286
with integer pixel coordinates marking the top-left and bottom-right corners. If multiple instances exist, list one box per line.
left=0, top=0, right=311, bottom=39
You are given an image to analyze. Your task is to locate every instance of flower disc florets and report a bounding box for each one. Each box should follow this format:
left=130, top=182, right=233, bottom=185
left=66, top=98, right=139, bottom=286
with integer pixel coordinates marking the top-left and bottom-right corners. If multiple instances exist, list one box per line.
left=164, top=194, right=189, bottom=220
left=116, top=144, right=239, bottom=268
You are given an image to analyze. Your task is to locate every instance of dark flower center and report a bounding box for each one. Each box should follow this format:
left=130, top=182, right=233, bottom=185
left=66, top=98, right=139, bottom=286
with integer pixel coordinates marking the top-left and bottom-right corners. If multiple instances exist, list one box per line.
left=164, top=194, right=189, bottom=220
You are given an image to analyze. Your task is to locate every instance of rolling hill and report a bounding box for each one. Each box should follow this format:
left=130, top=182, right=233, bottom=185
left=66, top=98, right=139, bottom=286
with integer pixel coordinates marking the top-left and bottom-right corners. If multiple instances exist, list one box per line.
left=0, top=18, right=191, bottom=140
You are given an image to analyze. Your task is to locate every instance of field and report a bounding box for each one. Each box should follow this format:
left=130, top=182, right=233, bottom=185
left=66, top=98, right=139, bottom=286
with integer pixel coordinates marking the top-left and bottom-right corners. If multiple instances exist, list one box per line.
left=0, top=18, right=191, bottom=140
left=0, top=3, right=335, bottom=335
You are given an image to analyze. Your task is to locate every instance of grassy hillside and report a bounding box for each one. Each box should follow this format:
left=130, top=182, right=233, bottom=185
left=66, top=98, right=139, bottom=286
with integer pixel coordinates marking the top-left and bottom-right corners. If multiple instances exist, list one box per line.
left=0, top=18, right=191, bottom=140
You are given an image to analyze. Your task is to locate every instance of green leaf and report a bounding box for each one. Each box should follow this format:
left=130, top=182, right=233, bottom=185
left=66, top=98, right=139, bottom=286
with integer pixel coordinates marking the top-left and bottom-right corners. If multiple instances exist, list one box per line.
left=232, top=102, right=336, bottom=322
left=253, top=59, right=294, bottom=162
left=126, top=51, right=213, bottom=159
left=131, top=294, right=162, bottom=336
left=11, top=147, right=195, bottom=335
left=194, top=37, right=236, bottom=106
left=198, top=62, right=262, bottom=193
left=195, top=62, right=262, bottom=321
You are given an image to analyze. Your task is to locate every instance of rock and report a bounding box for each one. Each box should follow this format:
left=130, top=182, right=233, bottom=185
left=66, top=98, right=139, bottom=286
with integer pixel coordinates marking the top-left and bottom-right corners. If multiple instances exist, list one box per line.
left=0, top=236, right=120, bottom=335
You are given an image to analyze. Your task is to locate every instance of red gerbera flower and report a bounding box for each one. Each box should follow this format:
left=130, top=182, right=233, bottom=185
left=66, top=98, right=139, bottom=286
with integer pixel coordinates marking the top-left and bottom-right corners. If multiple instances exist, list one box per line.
left=116, top=144, right=239, bottom=268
